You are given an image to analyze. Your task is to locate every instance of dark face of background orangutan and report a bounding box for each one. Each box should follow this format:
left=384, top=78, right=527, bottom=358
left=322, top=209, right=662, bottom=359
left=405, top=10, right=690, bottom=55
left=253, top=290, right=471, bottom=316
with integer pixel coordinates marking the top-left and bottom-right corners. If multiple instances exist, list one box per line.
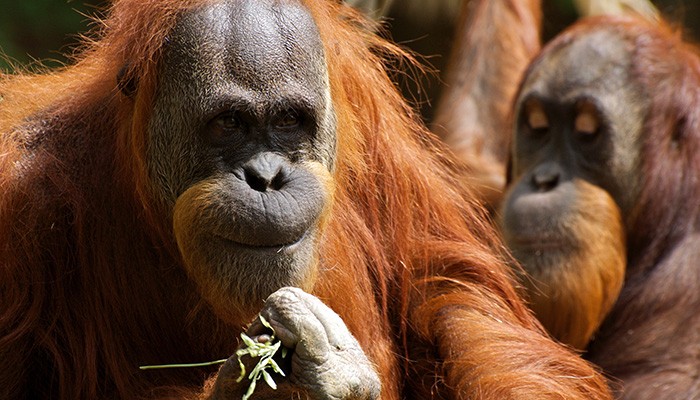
left=499, top=29, right=648, bottom=349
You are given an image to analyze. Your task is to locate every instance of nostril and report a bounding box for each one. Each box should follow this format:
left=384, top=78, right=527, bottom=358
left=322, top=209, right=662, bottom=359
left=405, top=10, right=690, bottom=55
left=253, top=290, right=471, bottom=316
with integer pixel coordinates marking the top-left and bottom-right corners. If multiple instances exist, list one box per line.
left=529, top=162, right=563, bottom=193
left=244, top=168, right=272, bottom=192
left=532, top=166, right=561, bottom=192
left=242, top=153, right=289, bottom=192
left=270, top=171, right=286, bottom=191
left=533, top=175, right=559, bottom=192
left=532, top=172, right=559, bottom=192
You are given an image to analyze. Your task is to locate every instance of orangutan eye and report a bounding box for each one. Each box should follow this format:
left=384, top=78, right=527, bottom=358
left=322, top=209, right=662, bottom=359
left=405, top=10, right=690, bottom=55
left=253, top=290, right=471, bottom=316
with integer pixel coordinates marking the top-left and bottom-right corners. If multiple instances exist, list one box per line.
left=216, top=113, right=241, bottom=131
left=575, top=101, right=600, bottom=138
left=524, top=100, right=549, bottom=135
left=275, top=111, right=302, bottom=129
left=207, top=112, right=243, bottom=144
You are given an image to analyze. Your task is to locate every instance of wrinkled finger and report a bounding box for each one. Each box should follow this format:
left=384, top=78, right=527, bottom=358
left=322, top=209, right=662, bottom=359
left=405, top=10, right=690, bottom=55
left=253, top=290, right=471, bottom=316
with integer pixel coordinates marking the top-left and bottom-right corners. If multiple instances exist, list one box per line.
left=261, top=287, right=331, bottom=360
left=280, top=287, right=360, bottom=350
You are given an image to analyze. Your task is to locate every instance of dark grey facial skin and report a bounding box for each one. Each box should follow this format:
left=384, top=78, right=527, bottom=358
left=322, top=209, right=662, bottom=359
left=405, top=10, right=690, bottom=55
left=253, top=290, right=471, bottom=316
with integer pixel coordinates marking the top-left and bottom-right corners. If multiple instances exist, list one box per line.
left=146, top=0, right=338, bottom=318
left=148, top=0, right=336, bottom=203
left=505, top=28, right=649, bottom=243
left=498, top=27, right=640, bottom=351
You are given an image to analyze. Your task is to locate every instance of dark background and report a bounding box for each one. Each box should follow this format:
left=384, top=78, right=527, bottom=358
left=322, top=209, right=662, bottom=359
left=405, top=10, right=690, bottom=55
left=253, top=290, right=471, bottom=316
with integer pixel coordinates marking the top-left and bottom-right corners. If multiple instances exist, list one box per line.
left=1, top=0, right=698, bottom=112
left=1, top=0, right=698, bottom=72
left=0, top=0, right=105, bottom=71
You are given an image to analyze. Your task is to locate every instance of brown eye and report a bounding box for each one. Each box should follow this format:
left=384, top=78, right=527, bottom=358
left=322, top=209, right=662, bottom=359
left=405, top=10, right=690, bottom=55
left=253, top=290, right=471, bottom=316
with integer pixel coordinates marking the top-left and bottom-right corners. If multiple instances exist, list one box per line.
left=575, top=101, right=599, bottom=137
left=207, top=113, right=241, bottom=143
left=216, top=113, right=241, bottom=131
left=524, top=100, right=549, bottom=133
left=276, top=111, right=301, bottom=129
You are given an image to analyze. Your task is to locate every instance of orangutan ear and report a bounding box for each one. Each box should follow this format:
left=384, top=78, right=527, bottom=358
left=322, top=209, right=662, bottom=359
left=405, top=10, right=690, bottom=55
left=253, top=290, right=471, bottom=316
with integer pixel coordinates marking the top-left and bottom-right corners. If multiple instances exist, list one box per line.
left=117, top=64, right=138, bottom=98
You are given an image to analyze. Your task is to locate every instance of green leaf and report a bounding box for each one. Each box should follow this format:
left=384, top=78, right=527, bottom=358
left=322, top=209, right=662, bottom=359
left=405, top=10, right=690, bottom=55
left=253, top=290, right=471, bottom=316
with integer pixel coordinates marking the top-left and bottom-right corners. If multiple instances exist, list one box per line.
left=236, top=356, right=247, bottom=383
left=262, top=370, right=278, bottom=390
left=260, top=315, right=273, bottom=330
left=138, top=359, right=227, bottom=370
left=137, top=315, right=290, bottom=399
left=241, top=333, right=256, bottom=348
left=268, top=358, right=285, bottom=376
left=242, top=377, right=257, bottom=400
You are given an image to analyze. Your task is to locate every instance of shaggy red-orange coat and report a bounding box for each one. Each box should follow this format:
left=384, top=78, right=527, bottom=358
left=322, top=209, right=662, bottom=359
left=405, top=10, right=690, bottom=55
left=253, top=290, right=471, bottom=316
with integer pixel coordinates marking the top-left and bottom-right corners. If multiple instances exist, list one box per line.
left=0, top=0, right=610, bottom=398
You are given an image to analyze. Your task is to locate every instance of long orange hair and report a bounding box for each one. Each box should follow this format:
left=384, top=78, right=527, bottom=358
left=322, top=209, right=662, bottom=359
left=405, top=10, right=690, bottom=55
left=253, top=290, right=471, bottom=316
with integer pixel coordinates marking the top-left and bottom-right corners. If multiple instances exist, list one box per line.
left=0, top=1, right=610, bottom=398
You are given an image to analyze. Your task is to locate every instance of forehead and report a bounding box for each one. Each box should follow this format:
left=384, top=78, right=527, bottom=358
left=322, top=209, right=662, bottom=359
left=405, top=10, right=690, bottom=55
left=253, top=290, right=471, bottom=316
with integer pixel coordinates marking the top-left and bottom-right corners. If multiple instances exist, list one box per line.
left=520, top=29, right=637, bottom=103
left=163, top=0, right=327, bottom=99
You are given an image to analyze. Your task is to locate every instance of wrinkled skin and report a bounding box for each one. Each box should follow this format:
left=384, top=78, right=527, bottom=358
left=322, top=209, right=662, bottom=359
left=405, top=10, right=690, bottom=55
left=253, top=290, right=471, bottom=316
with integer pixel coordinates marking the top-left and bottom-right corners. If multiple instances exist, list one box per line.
left=500, top=27, right=637, bottom=349
left=501, top=16, right=700, bottom=398
left=210, top=288, right=381, bottom=399
left=150, top=0, right=377, bottom=397
left=154, top=0, right=334, bottom=321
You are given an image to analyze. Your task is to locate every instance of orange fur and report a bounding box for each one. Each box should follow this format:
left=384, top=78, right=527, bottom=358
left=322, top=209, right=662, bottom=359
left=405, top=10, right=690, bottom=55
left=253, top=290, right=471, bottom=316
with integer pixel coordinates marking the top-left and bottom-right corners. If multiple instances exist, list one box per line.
left=432, top=0, right=542, bottom=209
left=0, top=0, right=610, bottom=398
left=502, top=180, right=626, bottom=349
left=503, top=15, right=700, bottom=398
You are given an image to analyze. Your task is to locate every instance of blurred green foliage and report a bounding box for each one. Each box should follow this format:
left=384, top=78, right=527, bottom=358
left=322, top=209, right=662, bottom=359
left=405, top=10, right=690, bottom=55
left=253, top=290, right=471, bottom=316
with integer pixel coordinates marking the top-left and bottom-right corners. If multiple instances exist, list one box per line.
left=0, top=0, right=697, bottom=74
left=0, top=0, right=105, bottom=72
